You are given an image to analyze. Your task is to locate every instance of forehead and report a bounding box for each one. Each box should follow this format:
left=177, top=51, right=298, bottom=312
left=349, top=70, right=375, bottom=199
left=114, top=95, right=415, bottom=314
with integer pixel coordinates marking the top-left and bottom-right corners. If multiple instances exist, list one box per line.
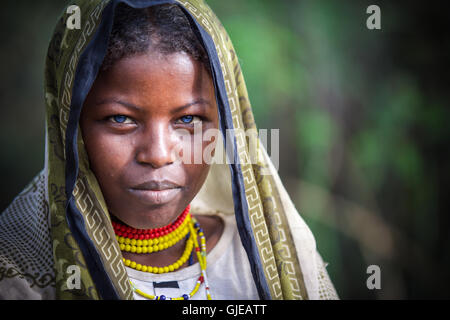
left=85, top=51, right=215, bottom=112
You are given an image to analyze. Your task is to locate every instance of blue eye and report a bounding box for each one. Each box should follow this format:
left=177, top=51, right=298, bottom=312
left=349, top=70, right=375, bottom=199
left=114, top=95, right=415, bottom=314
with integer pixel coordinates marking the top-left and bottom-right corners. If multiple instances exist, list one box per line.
left=113, top=115, right=127, bottom=123
left=180, top=115, right=194, bottom=123
left=175, top=115, right=202, bottom=125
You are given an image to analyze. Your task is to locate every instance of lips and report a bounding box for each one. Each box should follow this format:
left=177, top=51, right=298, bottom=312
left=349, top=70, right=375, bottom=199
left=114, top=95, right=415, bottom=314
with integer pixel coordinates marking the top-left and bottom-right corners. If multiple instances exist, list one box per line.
left=128, top=180, right=182, bottom=205
left=132, top=180, right=181, bottom=191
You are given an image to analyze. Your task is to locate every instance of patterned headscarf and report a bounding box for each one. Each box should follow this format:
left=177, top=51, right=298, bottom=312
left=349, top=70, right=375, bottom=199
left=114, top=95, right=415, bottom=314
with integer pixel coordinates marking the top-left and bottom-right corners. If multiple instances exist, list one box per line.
left=0, top=0, right=338, bottom=300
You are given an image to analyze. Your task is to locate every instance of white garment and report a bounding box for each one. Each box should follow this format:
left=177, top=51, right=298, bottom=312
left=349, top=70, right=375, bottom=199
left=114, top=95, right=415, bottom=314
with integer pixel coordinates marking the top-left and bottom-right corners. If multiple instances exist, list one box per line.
left=126, top=214, right=259, bottom=300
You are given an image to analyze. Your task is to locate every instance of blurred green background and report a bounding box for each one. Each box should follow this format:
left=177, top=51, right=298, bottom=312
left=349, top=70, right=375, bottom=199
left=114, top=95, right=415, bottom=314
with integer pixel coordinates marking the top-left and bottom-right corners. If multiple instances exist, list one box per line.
left=1, top=0, right=449, bottom=299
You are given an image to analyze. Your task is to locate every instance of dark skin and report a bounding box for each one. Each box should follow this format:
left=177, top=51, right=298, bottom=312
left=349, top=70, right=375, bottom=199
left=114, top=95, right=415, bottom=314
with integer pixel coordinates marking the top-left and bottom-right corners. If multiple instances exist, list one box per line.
left=80, top=50, right=223, bottom=269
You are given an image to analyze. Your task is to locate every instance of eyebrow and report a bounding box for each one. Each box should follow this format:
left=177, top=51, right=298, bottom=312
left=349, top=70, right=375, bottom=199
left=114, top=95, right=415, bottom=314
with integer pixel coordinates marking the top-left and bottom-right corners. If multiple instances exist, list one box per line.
left=172, top=98, right=212, bottom=113
left=96, top=98, right=212, bottom=113
left=96, top=98, right=141, bottom=112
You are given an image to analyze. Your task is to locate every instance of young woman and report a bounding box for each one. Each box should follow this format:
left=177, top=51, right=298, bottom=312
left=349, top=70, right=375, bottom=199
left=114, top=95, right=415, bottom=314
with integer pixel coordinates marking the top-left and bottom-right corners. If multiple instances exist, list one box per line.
left=0, top=0, right=338, bottom=300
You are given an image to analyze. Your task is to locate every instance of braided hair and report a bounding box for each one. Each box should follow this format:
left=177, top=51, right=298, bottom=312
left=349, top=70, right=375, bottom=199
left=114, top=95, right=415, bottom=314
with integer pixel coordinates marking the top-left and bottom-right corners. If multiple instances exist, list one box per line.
left=101, top=3, right=210, bottom=74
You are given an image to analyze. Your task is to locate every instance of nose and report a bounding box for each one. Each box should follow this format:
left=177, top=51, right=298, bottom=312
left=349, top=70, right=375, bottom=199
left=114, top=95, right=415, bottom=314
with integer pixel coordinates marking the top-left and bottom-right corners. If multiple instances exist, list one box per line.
left=135, top=123, right=176, bottom=168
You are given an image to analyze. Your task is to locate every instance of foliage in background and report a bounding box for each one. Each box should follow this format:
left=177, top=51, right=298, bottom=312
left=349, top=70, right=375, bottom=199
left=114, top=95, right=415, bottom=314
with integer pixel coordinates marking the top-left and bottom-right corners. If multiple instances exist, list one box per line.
left=1, top=0, right=449, bottom=298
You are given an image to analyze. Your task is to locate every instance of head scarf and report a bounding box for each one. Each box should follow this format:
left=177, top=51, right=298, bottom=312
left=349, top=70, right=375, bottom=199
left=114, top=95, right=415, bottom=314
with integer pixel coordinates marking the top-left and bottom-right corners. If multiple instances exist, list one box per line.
left=0, top=0, right=338, bottom=300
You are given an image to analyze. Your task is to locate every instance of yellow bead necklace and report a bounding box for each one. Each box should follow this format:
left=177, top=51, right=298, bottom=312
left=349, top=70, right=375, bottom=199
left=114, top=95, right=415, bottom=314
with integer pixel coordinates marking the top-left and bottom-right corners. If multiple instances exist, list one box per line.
left=117, top=215, right=191, bottom=254
left=113, top=205, right=212, bottom=299
left=127, top=216, right=211, bottom=300
left=122, top=230, right=194, bottom=274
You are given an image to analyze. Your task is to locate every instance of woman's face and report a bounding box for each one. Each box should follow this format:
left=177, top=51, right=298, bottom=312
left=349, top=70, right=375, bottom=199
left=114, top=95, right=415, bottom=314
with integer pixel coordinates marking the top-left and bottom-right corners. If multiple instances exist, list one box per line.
left=80, top=51, right=218, bottom=229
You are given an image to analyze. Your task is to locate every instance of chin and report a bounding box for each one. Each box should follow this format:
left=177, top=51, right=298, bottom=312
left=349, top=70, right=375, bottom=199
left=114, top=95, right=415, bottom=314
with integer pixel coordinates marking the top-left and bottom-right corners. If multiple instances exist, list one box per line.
left=128, top=202, right=186, bottom=229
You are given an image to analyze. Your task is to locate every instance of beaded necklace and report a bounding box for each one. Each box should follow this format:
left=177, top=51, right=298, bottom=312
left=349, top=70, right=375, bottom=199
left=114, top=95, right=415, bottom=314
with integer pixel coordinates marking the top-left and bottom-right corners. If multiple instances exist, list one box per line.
left=113, top=205, right=212, bottom=300
left=115, top=213, right=191, bottom=255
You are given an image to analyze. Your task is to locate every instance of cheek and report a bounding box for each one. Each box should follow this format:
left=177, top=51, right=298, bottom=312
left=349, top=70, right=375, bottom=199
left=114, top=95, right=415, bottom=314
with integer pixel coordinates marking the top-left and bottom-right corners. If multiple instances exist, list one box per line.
left=83, top=129, right=132, bottom=183
left=176, top=131, right=214, bottom=194
left=183, top=162, right=211, bottom=195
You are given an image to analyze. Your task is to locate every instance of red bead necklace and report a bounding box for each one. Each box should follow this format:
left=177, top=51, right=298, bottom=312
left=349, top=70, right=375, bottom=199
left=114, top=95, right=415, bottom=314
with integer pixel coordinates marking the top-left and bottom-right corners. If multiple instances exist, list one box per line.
left=112, top=205, right=190, bottom=240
